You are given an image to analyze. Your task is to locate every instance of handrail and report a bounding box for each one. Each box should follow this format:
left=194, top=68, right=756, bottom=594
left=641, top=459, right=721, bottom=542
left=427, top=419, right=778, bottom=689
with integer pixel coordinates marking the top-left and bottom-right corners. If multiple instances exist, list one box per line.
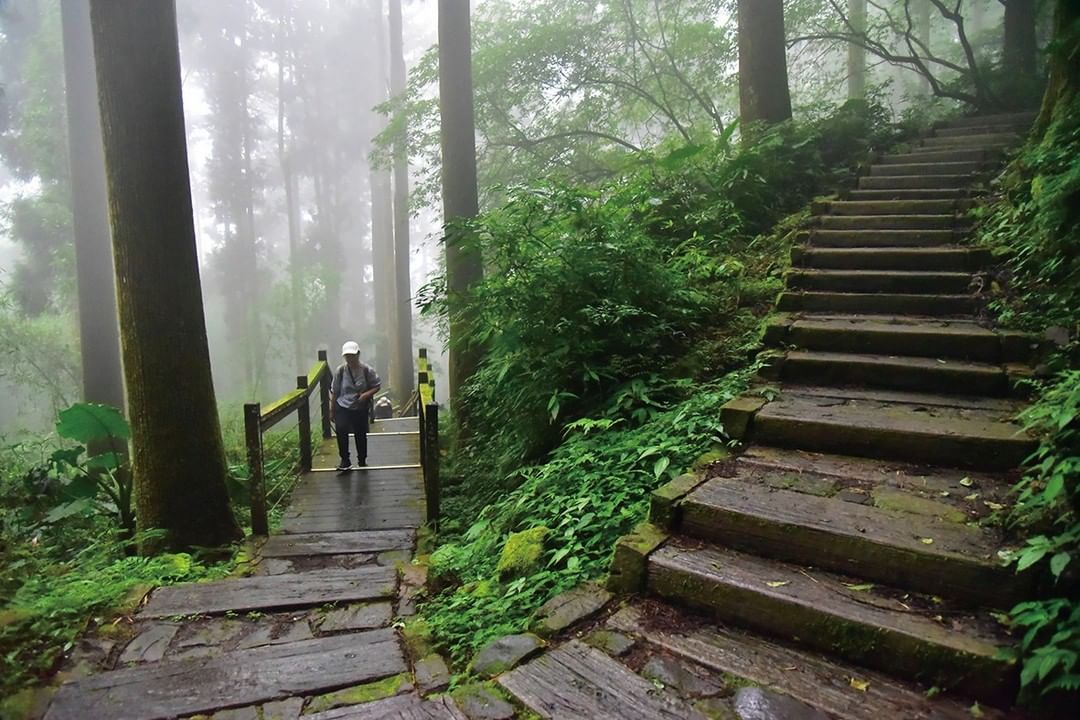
left=244, top=350, right=334, bottom=536
left=417, top=348, right=440, bottom=528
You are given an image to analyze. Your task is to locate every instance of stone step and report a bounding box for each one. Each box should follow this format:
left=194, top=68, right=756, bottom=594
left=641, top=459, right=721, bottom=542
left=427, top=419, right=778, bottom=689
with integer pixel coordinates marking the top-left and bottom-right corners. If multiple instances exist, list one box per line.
left=859, top=174, right=975, bottom=190
left=869, top=161, right=985, bottom=176
left=934, top=124, right=1025, bottom=138
left=139, top=566, right=397, bottom=618
left=724, top=388, right=1033, bottom=470
left=939, top=111, right=1035, bottom=129
left=765, top=315, right=1024, bottom=362
left=607, top=603, right=1009, bottom=720
left=778, top=291, right=977, bottom=316
left=647, top=539, right=1016, bottom=704
left=817, top=199, right=973, bottom=215
left=786, top=269, right=974, bottom=294
left=845, top=188, right=981, bottom=201
left=921, top=133, right=1018, bottom=148
left=816, top=214, right=962, bottom=231
left=792, top=247, right=990, bottom=272
left=498, top=639, right=705, bottom=720
left=807, top=229, right=959, bottom=248
left=879, top=147, right=999, bottom=165
left=675, top=473, right=1026, bottom=608
left=772, top=350, right=1010, bottom=396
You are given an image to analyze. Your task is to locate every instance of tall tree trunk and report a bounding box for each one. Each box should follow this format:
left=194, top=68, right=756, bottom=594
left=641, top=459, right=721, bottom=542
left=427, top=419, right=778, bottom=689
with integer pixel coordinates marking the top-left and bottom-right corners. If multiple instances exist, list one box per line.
left=737, top=0, right=792, bottom=126
left=438, top=0, right=483, bottom=406
left=389, top=0, right=413, bottom=404
left=89, top=0, right=241, bottom=553
left=370, top=0, right=395, bottom=385
left=276, top=11, right=304, bottom=373
left=60, top=0, right=125, bottom=412
left=1004, top=0, right=1039, bottom=84
left=1033, top=0, right=1079, bottom=137
left=847, top=0, right=867, bottom=100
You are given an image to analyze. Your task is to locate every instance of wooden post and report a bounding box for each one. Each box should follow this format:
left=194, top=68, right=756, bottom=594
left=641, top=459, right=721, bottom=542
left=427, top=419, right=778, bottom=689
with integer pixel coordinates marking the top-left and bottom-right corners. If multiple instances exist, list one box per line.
left=318, top=349, right=332, bottom=439
left=424, top=401, right=440, bottom=527
left=244, top=402, right=269, bottom=536
left=297, top=375, right=312, bottom=471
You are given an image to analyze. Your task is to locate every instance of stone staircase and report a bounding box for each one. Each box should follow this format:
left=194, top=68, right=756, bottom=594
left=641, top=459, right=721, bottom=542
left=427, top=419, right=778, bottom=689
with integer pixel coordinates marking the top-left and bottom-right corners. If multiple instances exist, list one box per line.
left=601, top=112, right=1050, bottom=716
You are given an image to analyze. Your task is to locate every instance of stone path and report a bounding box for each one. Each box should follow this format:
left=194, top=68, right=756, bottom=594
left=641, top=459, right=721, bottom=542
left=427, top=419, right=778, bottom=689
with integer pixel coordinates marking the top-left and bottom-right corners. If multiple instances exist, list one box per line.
left=44, top=418, right=457, bottom=720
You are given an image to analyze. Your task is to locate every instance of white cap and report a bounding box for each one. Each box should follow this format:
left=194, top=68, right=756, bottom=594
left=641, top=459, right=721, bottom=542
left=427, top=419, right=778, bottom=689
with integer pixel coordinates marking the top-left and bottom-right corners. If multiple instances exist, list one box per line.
left=341, top=341, right=360, bottom=356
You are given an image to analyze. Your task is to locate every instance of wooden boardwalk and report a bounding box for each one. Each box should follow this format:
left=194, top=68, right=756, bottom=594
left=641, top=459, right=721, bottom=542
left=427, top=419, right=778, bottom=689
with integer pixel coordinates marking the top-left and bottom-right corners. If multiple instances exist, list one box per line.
left=43, top=417, right=460, bottom=720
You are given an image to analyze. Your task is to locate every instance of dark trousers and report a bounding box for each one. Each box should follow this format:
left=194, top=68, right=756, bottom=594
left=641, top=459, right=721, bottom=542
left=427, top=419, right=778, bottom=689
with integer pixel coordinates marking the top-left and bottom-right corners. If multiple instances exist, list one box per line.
left=335, top=404, right=369, bottom=464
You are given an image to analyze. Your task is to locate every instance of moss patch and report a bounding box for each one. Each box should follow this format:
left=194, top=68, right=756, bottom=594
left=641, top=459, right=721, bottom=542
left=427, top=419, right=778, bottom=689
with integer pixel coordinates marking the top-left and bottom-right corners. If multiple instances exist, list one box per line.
left=872, top=488, right=967, bottom=524
left=304, top=672, right=412, bottom=714
left=496, top=527, right=549, bottom=578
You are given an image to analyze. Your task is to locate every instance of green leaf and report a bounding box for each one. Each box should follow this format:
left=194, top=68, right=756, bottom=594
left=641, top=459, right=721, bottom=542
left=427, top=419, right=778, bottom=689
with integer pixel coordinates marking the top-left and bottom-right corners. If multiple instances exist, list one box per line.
left=1050, top=552, right=1071, bottom=579
left=43, top=499, right=94, bottom=523
left=658, top=144, right=704, bottom=170
left=63, top=475, right=99, bottom=501
left=56, top=403, right=130, bottom=445
left=653, top=456, right=670, bottom=479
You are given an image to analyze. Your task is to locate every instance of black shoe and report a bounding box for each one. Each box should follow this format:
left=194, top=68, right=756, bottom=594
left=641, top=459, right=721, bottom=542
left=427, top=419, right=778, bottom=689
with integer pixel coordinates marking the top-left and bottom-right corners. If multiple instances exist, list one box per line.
left=336, top=460, right=351, bottom=472
left=357, top=460, right=367, bottom=468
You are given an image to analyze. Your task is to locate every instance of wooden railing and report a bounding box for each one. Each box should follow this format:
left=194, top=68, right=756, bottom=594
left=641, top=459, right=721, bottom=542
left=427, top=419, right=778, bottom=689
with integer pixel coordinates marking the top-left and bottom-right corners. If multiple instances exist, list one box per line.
left=417, top=348, right=441, bottom=528
left=244, top=350, right=332, bottom=536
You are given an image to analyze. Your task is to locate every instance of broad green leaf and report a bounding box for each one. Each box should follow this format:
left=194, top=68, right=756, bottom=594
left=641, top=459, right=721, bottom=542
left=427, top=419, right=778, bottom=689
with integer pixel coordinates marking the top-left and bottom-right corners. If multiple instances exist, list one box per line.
left=653, top=456, right=670, bottom=479
left=56, top=403, right=130, bottom=445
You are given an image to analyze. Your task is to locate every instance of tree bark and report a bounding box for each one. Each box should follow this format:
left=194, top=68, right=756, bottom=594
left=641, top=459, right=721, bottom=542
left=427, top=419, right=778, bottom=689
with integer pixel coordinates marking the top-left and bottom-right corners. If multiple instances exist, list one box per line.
left=916, top=0, right=931, bottom=94
left=1004, top=0, right=1039, bottom=82
left=737, top=0, right=792, bottom=126
left=389, top=0, right=414, bottom=403
left=276, top=9, right=304, bottom=373
left=438, top=0, right=484, bottom=405
left=370, top=0, right=395, bottom=385
left=1033, top=0, right=1079, bottom=138
left=60, top=0, right=125, bottom=412
left=89, top=0, right=241, bottom=553
left=847, top=0, right=867, bottom=99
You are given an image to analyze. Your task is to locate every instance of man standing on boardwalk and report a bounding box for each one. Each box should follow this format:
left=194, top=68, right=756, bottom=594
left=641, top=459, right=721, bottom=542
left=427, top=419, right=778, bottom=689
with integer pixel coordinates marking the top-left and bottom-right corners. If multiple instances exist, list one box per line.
left=330, top=341, right=382, bottom=472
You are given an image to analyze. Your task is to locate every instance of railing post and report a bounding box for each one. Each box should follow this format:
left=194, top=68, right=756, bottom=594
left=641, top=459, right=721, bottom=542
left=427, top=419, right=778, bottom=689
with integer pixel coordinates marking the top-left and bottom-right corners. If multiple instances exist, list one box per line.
left=244, top=402, right=269, bottom=536
left=318, top=349, right=332, bottom=439
left=297, top=375, right=312, bottom=471
left=424, top=401, right=440, bottom=527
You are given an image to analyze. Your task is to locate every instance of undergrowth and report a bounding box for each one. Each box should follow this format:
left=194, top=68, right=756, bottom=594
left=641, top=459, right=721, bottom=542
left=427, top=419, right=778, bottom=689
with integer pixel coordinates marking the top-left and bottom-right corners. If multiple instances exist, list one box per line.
left=975, top=32, right=1080, bottom=698
left=417, top=102, right=899, bottom=668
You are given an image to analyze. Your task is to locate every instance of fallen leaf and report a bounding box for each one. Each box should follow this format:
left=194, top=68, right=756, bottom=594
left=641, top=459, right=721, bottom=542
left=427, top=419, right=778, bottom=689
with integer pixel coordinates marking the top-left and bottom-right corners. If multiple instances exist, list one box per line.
left=985, top=502, right=1005, bottom=511
left=959, top=477, right=974, bottom=487
left=970, top=702, right=985, bottom=718
left=766, top=581, right=790, bottom=588
left=920, top=537, right=935, bottom=545
left=850, top=677, right=870, bottom=692
left=964, top=493, right=979, bottom=501
left=844, top=583, right=875, bottom=592
left=939, top=490, right=951, bottom=497
left=782, top=665, right=798, bottom=671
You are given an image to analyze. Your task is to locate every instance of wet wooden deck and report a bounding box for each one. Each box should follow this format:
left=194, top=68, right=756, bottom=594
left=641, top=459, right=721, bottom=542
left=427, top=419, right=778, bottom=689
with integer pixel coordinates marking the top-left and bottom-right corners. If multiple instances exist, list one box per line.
left=281, top=417, right=426, bottom=533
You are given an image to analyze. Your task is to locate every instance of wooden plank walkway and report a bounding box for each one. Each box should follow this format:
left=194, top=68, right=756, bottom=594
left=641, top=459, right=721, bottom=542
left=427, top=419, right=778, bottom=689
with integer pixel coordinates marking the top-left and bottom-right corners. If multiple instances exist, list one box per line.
left=44, top=417, right=448, bottom=720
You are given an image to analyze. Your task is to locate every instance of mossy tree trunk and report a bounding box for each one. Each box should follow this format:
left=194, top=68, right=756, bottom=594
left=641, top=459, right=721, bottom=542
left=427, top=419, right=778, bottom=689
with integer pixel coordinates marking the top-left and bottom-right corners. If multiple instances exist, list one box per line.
left=60, top=0, right=125, bottom=413
left=847, top=0, right=867, bottom=100
left=737, top=0, right=792, bottom=127
left=89, top=0, right=241, bottom=553
left=1032, top=0, right=1079, bottom=139
left=389, top=0, right=414, bottom=403
left=438, top=0, right=484, bottom=409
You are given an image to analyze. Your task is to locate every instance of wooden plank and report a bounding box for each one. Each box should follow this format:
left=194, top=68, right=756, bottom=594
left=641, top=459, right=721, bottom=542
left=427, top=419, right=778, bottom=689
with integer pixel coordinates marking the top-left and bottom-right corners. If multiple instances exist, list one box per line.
left=498, top=640, right=705, bottom=720
left=262, top=530, right=414, bottom=558
left=140, top=566, right=396, bottom=618
left=45, top=630, right=405, bottom=720
left=305, top=694, right=467, bottom=720
left=607, top=605, right=1003, bottom=720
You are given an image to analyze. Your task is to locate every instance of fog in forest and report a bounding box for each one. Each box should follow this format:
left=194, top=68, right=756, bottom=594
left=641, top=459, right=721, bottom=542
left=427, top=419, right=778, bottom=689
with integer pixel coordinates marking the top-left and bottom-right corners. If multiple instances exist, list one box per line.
left=0, top=0, right=447, bottom=435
